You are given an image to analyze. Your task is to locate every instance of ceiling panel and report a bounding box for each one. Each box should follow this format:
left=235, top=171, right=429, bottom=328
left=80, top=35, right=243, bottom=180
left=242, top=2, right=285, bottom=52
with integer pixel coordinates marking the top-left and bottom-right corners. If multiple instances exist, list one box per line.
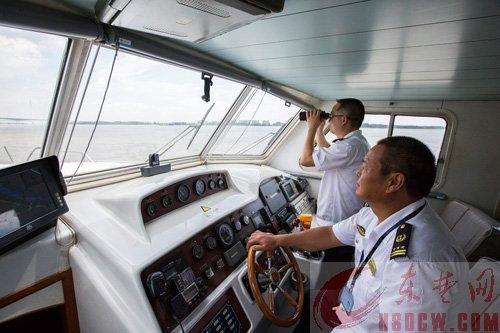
left=200, top=0, right=500, bottom=50
left=110, top=0, right=500, bottom=101
left=204, top=17, right=500, bottom=62
left=231, top=39, right=500, bottom=71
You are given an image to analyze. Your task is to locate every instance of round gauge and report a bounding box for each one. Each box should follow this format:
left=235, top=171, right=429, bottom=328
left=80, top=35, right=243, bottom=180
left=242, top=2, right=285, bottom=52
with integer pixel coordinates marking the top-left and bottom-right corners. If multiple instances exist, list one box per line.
left=177, top=184, right=191, bottom=202
left=233, top=220, right=242, bottom=232
left=208, top=179, right=216, bottom=190
left=205, top=236, right=217, bottom=250
left=216, top=223, right=235, bottom=247
left=161, top=195, right=172, bottom=208
left=240, top=215, right=251, bottom=226
left=217, top=178, right=225, bottom=188
left=146, top=203, right=158, bottom=217
left=192, top=244, right=204, bottom=260
left=194, top=179, right=206, bottom=196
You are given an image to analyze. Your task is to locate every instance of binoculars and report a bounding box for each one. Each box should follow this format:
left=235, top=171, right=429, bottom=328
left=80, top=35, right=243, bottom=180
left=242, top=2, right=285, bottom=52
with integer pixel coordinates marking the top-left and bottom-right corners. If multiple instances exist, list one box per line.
left=299, top=110, right=330, bottom=121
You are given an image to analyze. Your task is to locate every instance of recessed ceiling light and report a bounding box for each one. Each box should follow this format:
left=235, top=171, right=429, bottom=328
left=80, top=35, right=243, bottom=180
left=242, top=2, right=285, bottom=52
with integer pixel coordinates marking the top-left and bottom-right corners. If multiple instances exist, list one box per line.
left=176, top=17, right=192, bottom=25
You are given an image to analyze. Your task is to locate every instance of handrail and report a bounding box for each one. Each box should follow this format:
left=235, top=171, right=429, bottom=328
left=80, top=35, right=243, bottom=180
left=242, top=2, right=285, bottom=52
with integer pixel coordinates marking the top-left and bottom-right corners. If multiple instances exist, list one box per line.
left=235, top=132, right=275, bottom=155
left=25, top=146, right=95, bottom=163
left=2, top=146, right=14, bottom=163
left=153, top=126, right=196, bottom=159
left=186, top=102, right=215, bottom=150
left=26, top=146, right=41, bottom=161
left=65, top=150, right=95, bottom=163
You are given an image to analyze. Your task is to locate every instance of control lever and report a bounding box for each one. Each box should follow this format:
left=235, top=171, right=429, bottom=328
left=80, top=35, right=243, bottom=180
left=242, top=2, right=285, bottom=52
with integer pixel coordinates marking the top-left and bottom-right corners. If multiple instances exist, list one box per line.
left=257, top=223, right=271, bottom=232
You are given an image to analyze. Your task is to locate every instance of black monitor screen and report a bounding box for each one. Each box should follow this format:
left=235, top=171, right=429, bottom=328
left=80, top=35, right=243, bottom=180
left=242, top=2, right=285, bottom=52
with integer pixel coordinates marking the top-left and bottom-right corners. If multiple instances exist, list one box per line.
left=0, top=168, right=57, bottom=238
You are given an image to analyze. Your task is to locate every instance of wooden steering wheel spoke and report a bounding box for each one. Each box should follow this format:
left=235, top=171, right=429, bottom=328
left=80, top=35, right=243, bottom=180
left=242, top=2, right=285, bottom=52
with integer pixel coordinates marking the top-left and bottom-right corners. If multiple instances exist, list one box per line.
left=277, top=285, right=298, bottom=307
left=247, top=245, right=304, bottom=327
left=278, top=262, right=293, bottom=275
left=267, top=290, right=275, bottom=313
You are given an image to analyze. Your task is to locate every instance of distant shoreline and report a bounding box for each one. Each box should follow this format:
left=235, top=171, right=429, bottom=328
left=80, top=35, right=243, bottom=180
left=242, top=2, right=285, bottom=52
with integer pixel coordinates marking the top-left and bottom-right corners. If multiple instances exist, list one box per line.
left=0, top=118, right=445, bottom=129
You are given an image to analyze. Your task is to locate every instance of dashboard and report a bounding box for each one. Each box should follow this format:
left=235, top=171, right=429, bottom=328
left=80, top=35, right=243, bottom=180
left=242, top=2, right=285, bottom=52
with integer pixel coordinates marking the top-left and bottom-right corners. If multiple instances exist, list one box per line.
left=64, top=165, right=316, bottom=333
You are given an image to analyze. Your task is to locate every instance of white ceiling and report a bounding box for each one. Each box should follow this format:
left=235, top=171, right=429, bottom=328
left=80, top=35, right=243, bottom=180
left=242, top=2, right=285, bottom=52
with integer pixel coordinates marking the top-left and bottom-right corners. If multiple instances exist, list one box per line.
left=182, top=0, right=500, bottom=101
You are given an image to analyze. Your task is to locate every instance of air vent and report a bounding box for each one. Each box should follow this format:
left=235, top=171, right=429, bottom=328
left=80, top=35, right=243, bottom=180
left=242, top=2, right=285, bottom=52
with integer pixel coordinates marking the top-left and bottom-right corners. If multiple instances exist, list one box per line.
left=177, top=0, right=231, bottom=18
left=143, top=25, right=188, bottom=38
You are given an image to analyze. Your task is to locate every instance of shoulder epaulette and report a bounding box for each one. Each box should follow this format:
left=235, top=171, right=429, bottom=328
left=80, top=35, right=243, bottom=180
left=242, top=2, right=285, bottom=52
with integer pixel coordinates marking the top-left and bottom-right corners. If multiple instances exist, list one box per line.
left=390, top=223, right=412, bottom=260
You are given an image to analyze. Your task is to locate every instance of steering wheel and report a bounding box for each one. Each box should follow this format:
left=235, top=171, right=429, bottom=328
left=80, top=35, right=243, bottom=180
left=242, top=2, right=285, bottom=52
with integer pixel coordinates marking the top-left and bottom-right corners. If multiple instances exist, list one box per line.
left=247, top=246, right=304, bottom=327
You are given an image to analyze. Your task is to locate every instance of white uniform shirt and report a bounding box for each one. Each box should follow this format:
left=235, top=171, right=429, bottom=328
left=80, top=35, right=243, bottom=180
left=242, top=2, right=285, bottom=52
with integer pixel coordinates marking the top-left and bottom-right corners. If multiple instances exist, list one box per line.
left=331, top=199, right=469, bottom=332
left=312, top=130, right=369, bottom=226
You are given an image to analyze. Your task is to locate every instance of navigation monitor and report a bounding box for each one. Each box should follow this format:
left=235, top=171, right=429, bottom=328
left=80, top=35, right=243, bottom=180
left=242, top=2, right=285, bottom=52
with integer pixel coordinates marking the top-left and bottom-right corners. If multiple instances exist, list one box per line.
left=0, top=156, right=68, bottom=254
left=259, top=178, right=286, bottom=214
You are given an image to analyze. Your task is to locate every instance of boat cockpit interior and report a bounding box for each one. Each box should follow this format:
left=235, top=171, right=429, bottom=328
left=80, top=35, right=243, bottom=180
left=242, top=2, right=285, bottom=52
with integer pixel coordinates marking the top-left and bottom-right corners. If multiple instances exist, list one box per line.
left=0, top=1, right=499, bottom=332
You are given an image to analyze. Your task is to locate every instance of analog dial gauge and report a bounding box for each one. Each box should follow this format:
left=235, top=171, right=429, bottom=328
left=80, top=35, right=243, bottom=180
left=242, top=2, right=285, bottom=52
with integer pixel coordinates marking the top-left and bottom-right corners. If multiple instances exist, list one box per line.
left=146, top=203, right=157, bottom=216
left=194, top=179, right=206, bottom=196
left=208, top=179, right=216, bottom=190
left=216, top=223, right=235, bottom=247
left=161, top=195, right=172, bottom=208
left=217, top=178, right=225, bottom=188
left=205, top=236, right=217, bottom=250
left=177, top=184, right=191, bottom=202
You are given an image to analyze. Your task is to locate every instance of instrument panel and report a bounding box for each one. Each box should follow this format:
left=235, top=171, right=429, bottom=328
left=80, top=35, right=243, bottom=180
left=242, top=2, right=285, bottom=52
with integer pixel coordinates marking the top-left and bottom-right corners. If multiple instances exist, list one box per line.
left=141, top=175, right=310, bottom=332
left=141, top=198, right=268, bottom=332
left=141, top=173, right=228, bottom=223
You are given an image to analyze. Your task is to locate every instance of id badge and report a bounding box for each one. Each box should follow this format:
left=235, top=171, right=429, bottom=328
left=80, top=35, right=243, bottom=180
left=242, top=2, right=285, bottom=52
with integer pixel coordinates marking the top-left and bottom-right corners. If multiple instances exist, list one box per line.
left=339, top=285, right=354, bottom=314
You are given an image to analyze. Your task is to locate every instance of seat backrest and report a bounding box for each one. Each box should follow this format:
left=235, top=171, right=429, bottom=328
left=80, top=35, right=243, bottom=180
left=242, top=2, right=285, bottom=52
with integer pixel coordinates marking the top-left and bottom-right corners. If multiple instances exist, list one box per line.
left=440, top=200, right=498, bottom=256
left=468, top=257, right=499, bottom=327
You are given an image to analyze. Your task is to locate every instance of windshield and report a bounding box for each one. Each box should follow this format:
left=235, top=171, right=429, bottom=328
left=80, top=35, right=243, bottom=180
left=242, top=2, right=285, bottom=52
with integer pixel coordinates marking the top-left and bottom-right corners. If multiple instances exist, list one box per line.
left=59, top=45, right=244, bottom=176
left=210, top=89, right=301, bottom=156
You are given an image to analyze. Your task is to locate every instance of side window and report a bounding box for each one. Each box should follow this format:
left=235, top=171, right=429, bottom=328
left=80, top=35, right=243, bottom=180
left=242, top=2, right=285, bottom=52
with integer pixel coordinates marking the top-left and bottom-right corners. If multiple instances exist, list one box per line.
left=321, top=112, right=449, bottom=185
left=0, top=26, right=68, bottom=167
left=325, top=114, right=390, bottom=147
left=210, top=89, right=300, bottom=156
left=392, top=115, right=447, bottom=162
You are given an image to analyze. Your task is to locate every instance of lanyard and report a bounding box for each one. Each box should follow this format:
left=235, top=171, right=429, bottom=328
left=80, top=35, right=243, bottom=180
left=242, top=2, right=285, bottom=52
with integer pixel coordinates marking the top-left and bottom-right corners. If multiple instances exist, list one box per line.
left=348, top=202, right=426, bottom=291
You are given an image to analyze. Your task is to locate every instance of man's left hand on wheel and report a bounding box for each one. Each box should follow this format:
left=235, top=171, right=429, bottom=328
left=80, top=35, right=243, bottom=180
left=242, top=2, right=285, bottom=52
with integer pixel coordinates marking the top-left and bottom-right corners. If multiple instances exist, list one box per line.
left=247, top=231, right=279, bottom=251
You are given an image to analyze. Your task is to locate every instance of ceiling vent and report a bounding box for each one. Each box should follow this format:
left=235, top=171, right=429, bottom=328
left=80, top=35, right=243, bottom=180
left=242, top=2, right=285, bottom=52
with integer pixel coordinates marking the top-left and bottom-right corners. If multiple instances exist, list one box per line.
left=177, top=0, right=231, bottom=18
left=143, top=25, right=188, bottom=38
left=110, top=0, right=284, bottom=43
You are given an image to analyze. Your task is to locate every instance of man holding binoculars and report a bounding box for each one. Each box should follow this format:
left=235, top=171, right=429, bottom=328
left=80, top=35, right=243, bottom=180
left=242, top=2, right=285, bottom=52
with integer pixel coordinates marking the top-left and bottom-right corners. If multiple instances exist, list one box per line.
left=299, top=99, right=370, bottom=230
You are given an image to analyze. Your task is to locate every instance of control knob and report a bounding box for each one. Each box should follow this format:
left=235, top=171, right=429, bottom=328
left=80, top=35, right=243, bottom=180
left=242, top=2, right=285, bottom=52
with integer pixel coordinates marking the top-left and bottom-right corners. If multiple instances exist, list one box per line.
left=205, top=236, right=217, bottom=250
left=240, top=215, right=251, bottom=226
left=192, top=244, right=204, bottom=260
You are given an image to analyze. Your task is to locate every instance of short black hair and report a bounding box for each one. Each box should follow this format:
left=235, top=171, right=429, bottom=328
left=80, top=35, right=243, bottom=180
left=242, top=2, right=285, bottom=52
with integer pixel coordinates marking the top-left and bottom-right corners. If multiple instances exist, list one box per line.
left=377, top=136, right=436, bottom=198
left=336, top=98, right=365, bottom=128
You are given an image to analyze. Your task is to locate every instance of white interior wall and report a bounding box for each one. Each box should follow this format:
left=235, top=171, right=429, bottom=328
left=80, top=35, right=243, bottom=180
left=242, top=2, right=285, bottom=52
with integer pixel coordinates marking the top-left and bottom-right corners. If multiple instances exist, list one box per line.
left=268, top=101, right=500, bottom=218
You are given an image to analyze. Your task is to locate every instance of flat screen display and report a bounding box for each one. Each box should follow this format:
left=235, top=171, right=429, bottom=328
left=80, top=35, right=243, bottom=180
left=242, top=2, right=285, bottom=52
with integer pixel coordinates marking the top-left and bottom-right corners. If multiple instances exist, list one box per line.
left=260, top=179, right=287, bottom=214
left=0, top=168, right=57, bottom=238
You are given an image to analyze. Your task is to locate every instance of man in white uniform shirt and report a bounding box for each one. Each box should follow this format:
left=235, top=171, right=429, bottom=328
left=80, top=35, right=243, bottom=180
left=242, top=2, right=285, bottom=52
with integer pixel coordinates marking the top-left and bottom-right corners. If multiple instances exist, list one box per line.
left=249, top=137, right=468, bottom=332
left=299, top=99, right=370, bottom=227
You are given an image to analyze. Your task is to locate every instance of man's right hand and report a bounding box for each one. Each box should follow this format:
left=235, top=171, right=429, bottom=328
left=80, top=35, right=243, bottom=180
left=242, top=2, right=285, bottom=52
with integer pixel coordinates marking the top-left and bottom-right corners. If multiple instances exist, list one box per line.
left=306, top=109, right=324, bottom=131
left=246, top=230, right=280, bottom=252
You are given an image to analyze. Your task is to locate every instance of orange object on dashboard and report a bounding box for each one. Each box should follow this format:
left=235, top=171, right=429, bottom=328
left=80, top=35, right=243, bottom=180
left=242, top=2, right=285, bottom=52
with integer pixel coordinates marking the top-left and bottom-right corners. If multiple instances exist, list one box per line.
left=298, top=214, right=312, bottom=229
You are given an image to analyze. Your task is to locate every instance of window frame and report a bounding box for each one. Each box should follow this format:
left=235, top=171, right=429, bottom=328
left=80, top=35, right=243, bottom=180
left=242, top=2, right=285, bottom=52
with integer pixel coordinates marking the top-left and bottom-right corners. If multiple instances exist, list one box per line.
left=203, top=88, right=303, bottom=162
left=358, top=107, right=456, bottom=189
